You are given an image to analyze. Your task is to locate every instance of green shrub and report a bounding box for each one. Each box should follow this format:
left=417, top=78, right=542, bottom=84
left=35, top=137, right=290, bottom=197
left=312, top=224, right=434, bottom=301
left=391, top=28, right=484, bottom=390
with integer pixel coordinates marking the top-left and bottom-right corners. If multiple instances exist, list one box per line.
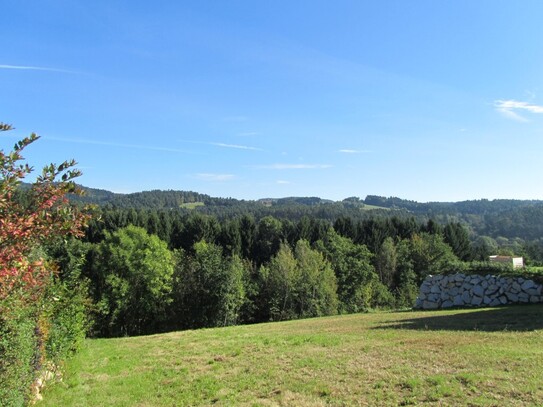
left=45, top=280, right=91, bottom=364
left=395, top=281, right=419, bottom=309
left=0, top=297, right=39, bottom=407
left=0, top=282, right=90, bottom=407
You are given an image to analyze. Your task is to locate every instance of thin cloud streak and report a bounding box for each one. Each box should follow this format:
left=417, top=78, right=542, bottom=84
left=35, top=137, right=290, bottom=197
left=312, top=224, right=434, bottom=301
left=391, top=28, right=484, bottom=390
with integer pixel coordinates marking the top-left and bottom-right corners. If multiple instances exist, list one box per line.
left=210, top=142, right=262, bottom=151
left=195, top=173, right=235, bottom=181
left=494, top=99, right=543, bottom=122
left=44, top=136, right=194, bottom=154
left=177, top=139, right=262, bottom=151
left=252, top=163, right=332, bottom=170
left=0, top=64, right=76, bottom=74
left=338, top=149, right=371, bottom=154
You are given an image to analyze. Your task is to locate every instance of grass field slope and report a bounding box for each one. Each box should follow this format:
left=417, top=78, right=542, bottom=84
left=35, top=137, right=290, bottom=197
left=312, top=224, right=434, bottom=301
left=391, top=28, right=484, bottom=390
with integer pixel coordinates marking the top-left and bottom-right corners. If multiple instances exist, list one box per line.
left=40, top=305, right=543, bottom=406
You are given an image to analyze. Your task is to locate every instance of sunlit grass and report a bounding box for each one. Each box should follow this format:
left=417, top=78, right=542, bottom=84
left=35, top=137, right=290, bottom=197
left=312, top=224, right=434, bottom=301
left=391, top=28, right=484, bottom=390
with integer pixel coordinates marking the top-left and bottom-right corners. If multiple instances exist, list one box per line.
left=40, top=305, right=543, bottom=406
left=360, top=204, right=390, bottom=211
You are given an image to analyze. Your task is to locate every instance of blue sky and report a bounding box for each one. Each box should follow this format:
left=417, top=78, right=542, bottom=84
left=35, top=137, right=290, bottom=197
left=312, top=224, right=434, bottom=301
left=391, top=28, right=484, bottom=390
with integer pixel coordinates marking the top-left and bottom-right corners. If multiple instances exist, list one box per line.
left=2, top=1, right=543, bottom=202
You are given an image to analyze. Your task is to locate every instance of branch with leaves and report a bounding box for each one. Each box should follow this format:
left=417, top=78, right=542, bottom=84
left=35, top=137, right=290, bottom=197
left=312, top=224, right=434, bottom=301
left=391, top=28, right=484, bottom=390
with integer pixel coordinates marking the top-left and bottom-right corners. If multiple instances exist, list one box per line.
left=0, top=123, right=90, bottom=300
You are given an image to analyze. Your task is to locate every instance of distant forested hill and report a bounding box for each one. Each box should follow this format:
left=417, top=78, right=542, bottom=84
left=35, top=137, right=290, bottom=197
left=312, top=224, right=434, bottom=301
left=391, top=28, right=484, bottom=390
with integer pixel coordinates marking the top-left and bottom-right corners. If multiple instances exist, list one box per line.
left=69, top=186, right=399, bottom=222
left=70, top=186, right=543, bottom=241
left=365, top=195, right=541, bottom=215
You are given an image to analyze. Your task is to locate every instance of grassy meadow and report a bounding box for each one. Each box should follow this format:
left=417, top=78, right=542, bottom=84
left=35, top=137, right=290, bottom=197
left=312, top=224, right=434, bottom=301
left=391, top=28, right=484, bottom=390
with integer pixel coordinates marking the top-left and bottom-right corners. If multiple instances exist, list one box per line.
left=178, top=202, right=205, bottom=209
left=40, top=305, right=543, bottom=406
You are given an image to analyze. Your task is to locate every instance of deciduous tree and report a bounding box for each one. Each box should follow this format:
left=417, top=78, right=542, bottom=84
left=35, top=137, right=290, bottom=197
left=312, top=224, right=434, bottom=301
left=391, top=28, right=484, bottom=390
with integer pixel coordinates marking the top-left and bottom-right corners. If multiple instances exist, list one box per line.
left=173, top=241, right=247, bottom=329
left=315, top=230, right=390, bottom=312
left=90, top=225, right=174, bottom=336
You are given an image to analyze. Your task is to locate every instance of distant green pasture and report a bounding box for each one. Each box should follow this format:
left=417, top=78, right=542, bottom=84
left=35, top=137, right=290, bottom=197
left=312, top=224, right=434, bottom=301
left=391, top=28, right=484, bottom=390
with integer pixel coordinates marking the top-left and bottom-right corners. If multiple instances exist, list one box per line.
left=179, top=202, right=205, bottom=209
left=360, top=204, right=390, bottom=211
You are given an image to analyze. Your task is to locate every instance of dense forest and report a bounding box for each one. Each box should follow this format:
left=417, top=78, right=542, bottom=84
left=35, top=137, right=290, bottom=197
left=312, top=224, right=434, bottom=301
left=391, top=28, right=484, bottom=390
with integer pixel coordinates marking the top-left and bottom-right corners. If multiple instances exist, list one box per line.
left=66, top=211, right=464, bottom=336
left=69, top=185, right=543, bottom=238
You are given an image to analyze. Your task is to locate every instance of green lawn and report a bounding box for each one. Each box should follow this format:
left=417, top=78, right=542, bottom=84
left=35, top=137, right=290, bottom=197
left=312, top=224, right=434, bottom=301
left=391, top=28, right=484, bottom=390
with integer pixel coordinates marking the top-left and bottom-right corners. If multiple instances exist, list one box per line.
left=40, top=305, right=543, bottom=406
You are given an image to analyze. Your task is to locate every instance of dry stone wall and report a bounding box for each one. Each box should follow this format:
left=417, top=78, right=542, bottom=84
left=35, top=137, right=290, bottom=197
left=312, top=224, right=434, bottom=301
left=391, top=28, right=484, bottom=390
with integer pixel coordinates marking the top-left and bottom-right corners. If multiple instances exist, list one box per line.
left=415, top=273, right=543, bottom=310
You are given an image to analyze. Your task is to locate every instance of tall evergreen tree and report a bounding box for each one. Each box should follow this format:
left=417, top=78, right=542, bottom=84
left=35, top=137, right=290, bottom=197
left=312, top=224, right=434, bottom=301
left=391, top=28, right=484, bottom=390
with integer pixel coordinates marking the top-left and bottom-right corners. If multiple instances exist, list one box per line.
left=443, top=222, right=473, bottom=261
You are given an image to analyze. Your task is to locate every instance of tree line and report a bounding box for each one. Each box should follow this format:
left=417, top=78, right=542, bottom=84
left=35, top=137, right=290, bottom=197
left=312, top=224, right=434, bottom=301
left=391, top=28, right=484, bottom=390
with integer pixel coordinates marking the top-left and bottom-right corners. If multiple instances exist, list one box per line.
left=70, top=186, right=543, bottom=243
left=53, top=206, right=511, bottom=337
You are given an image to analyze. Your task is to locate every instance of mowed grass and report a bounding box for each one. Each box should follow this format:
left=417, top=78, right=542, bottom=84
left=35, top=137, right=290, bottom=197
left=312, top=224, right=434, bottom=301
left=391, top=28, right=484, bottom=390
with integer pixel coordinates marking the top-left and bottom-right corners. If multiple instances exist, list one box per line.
left=40, top=305, right=543, bottom=406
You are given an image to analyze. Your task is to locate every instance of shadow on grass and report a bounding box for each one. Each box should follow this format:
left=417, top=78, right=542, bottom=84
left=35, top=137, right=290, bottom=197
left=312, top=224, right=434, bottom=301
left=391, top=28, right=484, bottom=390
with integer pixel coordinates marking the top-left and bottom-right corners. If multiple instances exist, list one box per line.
left=376, top=304, right=543, bottom=332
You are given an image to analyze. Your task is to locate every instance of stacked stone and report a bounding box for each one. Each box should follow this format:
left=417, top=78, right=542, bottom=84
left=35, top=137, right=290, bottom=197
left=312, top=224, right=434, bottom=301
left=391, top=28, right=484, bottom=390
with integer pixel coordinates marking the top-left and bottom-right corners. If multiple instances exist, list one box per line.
left=415, top=273, right=543, bottom=310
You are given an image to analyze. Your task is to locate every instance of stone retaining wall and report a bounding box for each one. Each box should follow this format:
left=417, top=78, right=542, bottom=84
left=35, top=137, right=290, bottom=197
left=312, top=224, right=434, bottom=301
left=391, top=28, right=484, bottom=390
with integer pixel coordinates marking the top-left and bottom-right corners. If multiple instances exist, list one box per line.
left=415, top=273, right=543, bottom=310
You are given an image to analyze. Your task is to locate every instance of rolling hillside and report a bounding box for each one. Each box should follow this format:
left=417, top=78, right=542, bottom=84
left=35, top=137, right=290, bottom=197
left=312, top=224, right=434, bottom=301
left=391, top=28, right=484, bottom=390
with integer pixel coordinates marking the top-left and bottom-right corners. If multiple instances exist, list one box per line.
left=69, top=185, right=543, bottom=241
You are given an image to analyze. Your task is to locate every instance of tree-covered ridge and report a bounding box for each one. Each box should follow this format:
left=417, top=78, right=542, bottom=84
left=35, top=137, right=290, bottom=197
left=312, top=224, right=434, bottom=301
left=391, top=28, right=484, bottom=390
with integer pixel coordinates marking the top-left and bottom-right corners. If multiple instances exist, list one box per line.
left=364, top=195, right=542, bottom=214
left=68, top=187, right=212, bottom=209
left=72, top=187, right=543, bottom=220
left=69, top=185, right=543, bottom=242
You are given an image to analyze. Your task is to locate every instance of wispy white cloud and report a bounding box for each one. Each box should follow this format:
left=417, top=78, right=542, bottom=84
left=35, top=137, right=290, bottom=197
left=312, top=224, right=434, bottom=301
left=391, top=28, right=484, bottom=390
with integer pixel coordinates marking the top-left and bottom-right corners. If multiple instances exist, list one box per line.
left=338, top=149, right=370, bottom=154
left=253, top=163, right=332, bottom=170
left=195, top=173, right=235, bottom=181
left=494, top=99, right=543, bottom=122
left=210, top=142, right=262, bottom=151
left=44, top=136, right=193, bottom=154
left=0, top=64, right=76, bottom=74
left=276, top=180, right=291, bottom=184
